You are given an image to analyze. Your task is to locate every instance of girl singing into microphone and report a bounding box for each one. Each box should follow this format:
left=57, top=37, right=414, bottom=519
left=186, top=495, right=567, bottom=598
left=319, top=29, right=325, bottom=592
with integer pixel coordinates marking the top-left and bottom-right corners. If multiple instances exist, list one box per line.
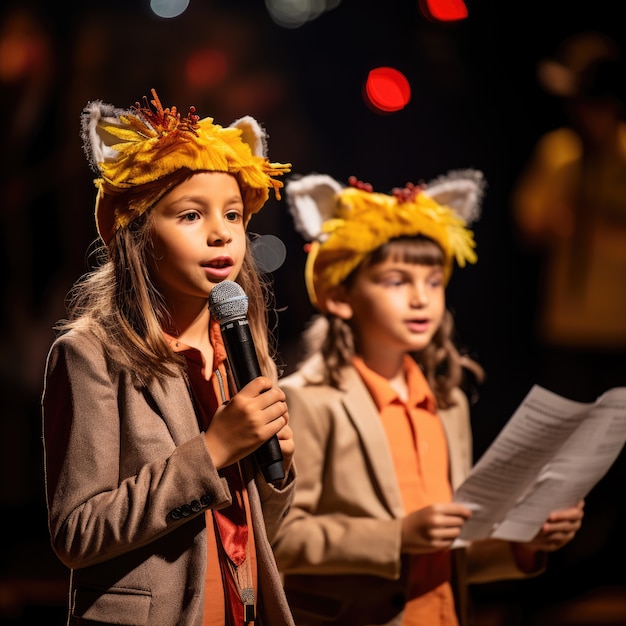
left=42, top=90, right=295, bottom=626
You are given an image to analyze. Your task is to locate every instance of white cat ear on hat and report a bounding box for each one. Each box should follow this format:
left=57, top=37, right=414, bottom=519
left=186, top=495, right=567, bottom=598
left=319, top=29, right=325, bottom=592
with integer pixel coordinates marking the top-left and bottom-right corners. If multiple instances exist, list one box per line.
left=81, top=100, right=132, bottom=174
left=423, top=169, right=485, bottom=225
left=285, top=174, right=343, bottom=242
left=230, top=115, right=268, bottom=158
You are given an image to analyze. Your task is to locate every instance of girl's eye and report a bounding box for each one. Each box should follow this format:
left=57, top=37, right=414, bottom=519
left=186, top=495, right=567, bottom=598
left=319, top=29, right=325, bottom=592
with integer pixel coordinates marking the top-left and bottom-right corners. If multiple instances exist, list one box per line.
left=225, top=210, right=243, bottom=222
left=429, top=273, right=444, bottom=288
left=182, top=212, right=200, bottom=222
left=380, top=275, right=404, bottom=287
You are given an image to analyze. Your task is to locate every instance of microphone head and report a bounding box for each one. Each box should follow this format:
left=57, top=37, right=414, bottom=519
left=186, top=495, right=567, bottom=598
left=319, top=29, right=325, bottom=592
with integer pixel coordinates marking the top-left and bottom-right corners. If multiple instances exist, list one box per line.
left=209, top=280, right=249, bottom=322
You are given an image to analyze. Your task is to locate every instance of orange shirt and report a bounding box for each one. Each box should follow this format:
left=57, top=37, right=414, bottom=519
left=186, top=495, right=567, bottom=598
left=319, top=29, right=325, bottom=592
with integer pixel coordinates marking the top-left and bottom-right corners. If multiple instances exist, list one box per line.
left=353, top=355, right=458, bottom=626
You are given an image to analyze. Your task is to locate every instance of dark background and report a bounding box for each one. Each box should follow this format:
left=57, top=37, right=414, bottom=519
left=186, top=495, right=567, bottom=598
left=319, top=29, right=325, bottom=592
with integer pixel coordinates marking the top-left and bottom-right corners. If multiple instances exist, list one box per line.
left=1, top=0, right=625, bottom=623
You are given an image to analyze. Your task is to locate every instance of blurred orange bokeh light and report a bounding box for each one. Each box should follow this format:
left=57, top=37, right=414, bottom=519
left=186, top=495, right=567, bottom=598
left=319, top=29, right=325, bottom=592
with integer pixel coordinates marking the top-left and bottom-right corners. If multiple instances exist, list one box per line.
left=185, top=48, right=228, bottom=89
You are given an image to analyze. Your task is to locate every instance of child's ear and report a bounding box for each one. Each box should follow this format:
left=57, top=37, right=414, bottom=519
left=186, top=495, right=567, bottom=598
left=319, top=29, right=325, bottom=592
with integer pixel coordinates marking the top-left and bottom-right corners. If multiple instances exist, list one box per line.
left=323, top=285, right=353, bottom=320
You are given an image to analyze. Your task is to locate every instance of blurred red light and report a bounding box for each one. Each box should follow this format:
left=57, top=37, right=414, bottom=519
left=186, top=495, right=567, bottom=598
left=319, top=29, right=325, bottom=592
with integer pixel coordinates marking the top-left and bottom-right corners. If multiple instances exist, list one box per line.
left=419, top=0, right=468, bottom=22
left=364, top=67, right=411, bottom=113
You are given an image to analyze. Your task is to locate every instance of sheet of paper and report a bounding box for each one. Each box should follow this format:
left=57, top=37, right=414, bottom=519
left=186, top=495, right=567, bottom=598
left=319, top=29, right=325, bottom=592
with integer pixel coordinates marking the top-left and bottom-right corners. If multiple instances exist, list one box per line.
left=453, top=385, right=626, bottom=543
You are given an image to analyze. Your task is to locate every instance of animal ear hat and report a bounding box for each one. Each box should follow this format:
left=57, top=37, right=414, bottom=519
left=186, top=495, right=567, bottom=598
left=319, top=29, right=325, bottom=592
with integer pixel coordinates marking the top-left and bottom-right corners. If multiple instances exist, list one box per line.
left=285, top=170, right=485, bottom=310
left=81, top=88, right=291, bottom=243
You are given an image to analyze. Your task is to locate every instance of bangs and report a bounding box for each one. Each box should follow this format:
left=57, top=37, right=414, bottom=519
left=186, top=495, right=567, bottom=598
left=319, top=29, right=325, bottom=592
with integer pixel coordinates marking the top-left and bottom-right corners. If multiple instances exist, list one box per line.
left=366, top=236, right=444, bottom=267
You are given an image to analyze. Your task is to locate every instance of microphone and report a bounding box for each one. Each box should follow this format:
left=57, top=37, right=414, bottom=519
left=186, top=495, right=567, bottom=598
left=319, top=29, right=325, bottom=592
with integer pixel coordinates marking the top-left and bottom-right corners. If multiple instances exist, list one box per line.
left=209, top=280, right=285, bottom=483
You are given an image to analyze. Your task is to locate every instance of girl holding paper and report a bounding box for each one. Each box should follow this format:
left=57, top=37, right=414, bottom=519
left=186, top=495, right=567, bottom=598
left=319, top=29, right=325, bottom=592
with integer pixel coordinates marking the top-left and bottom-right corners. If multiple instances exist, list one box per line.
left=272, top=170, right=584, bottom=626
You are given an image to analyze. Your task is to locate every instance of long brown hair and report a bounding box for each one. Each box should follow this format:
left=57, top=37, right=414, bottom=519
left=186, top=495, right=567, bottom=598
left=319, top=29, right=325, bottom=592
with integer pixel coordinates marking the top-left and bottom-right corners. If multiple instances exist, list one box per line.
left=297, top=236, right=484, bottom=409
left=56, top=177, right=279, bottom=386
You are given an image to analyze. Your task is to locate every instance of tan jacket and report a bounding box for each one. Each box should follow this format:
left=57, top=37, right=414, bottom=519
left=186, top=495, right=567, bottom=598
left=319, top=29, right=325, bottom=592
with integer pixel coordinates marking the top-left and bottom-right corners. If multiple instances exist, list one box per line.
left=273, top=353, right=538, bottom=626
left=42, top=328, right=296, bottom=626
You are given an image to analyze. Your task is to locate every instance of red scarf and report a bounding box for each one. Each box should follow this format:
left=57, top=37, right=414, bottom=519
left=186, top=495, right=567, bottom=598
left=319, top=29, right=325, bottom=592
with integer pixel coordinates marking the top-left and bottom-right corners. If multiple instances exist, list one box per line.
left=214, top=464, right=249, bottom=625
left=174, top=322, right=252, bottom=624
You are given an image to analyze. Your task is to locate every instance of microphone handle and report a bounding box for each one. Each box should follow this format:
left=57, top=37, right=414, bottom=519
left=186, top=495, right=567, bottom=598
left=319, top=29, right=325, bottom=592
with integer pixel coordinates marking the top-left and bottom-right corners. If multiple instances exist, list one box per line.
left=220, top=317, right=285, bottom=482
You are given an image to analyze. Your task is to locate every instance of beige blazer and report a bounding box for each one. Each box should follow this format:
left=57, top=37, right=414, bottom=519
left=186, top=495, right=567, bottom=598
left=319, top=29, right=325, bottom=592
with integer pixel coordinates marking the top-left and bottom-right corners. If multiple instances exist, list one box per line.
left=272, top=353, right=537, bottom=626
left=42, top=328, right=296, bottom=626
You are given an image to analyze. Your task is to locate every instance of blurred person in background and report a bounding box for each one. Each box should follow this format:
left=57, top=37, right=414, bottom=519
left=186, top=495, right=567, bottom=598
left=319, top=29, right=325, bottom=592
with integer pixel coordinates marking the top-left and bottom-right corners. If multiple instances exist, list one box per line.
left=511, top=29, right=626, bottom=613
left=512, top=30, right=626, bottom=400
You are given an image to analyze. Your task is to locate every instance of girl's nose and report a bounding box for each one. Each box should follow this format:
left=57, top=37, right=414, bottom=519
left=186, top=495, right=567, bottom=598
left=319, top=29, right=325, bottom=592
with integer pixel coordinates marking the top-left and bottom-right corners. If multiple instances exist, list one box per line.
left=410, top=283, right=428, bottom=307
left=207, top=220, right=232, bottom=245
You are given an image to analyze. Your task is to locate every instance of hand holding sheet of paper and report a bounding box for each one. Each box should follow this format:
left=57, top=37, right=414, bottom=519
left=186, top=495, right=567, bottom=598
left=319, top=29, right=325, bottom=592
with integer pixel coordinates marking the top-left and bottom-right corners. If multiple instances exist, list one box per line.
left=453, top=385, right=626, bottom=543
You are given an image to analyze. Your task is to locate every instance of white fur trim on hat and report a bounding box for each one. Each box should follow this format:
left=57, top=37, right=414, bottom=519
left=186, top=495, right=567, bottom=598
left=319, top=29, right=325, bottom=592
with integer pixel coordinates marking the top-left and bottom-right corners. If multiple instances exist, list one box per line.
left=286, top=174, right=343, bottom=241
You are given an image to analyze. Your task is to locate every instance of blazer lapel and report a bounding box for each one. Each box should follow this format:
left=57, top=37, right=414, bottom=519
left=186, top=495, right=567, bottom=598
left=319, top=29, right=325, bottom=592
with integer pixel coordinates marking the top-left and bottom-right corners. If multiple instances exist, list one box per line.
left=148, top=375, right=201, bottom=445
left=339, top=366, right=404, bottom=518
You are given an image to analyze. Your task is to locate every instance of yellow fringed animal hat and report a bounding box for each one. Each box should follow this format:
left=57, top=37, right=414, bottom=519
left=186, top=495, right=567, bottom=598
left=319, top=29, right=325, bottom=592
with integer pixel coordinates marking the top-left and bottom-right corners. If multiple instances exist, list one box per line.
left=81, top=88, right=291, bottom=244
left=285, top=170, right=485, bottom=311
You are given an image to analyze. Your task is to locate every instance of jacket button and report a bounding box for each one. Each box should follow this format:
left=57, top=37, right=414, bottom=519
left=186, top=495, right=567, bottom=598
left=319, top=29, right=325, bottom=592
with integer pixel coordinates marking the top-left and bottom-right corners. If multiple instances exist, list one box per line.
left=200, top=495, right=212, bottom=507
left=180, top=504, right=192, bottom=517
left=170, top=508, right=182, bottom=521
left=191, top=499, right=202, bottom=512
